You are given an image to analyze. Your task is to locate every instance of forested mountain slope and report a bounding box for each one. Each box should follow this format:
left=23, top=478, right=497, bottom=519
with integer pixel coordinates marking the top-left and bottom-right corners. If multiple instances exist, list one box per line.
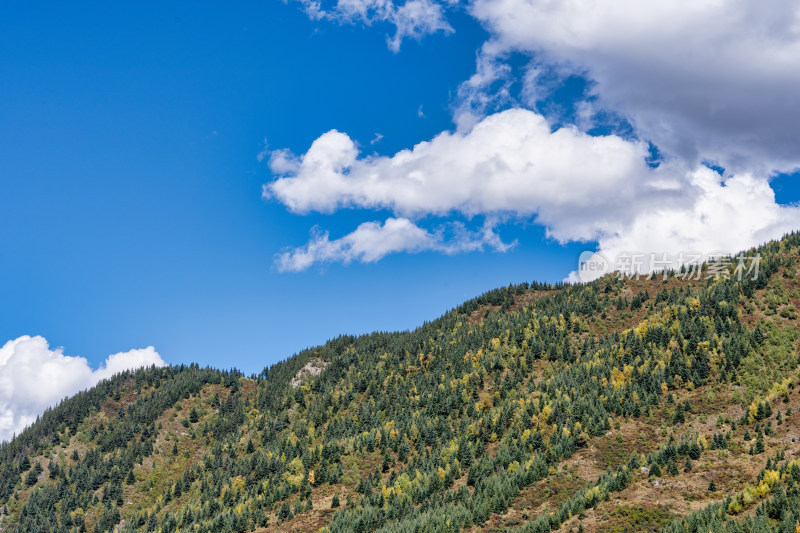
left=4, top=235, right=800, bottom=532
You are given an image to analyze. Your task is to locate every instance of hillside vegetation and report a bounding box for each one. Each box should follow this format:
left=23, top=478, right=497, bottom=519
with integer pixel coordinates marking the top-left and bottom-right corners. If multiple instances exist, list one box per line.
left=4, top=235, right=800, bottom=532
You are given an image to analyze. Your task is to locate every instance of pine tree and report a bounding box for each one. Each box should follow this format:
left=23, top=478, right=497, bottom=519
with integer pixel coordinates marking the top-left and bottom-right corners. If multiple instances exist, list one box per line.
left=667, top=459, right=679, bottom=476
left=754, top=325, right=765, bottom=344
left=25, top=467, right=38, bottom=487
left=381, top=453, right=391, bottom=472
left=277, top=501, right=292, bottom=522
left=757, top=401, right=767, bottom=420
left=398, top=439, right=410, bottom=462
left=672, top=404, right=685, bottom=425
left=755, top=432, right=765, bottom=454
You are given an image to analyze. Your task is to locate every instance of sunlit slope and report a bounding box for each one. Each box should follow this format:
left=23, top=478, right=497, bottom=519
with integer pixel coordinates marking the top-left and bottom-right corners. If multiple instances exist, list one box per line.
left=3, top=235, right=800, bottom=532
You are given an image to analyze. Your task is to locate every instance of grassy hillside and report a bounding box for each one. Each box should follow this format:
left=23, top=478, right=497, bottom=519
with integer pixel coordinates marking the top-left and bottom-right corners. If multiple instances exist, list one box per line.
left=4, top=234, right=800, bottom=532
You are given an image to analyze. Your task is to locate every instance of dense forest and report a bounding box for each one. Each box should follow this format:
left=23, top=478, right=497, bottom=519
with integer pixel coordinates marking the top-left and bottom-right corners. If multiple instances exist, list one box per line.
left=4, top=234, right=800, bottom=532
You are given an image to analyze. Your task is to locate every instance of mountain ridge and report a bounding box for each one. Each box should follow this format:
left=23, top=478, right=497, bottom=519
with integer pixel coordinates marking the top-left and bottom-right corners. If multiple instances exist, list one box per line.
left=3, top=235, right=800, bottom=532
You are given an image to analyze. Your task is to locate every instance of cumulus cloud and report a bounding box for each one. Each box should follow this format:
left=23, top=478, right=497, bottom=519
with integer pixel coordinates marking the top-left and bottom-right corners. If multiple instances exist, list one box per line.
left=569, top=168, right=800, bottom=281
left=469, top=0, right=800, bottom=172
left=597, top=170, right=800, bottom=260
left=276, top=216, right=512, bottom=271
left=293, top=0, right=453, bottom=51
left=276, top=0, right=800, bottom=272
left=267, top=108, right=800, bottom=272
left=0, top=336, right=165, bottom=443
left=265, top=109, right=666, bottom=227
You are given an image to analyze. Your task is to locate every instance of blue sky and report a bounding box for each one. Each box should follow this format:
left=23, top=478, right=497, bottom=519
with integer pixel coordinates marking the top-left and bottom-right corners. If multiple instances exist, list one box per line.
left=2, top=0, right=800, bottom=411
left=0, top=2, right=584, bottom=379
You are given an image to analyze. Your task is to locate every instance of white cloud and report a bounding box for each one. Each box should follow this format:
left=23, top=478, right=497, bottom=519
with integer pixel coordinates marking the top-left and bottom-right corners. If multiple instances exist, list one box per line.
left=293, top=0, right=453, bottom=52
left=265, top=108, right=665, bottom=228
left=273, top=0, right=800, bottom=272
left=598, top=170, right=800, bottom=259
left=276, top=216, right=512, bottom=271
left=0, top=336, right=165, bottom=443
left=256, top=137, right=269, bottom=162
left=469, top=0, right=800, bottom=172
left=569, top=168, right=800, bottom=281
left=452, top=43, right=515, bottom=131
left=388, top=0, right=454, bottom=51
left=292, top=0, right=800, bottom=166
left=267, top=108, right=800, bottom=272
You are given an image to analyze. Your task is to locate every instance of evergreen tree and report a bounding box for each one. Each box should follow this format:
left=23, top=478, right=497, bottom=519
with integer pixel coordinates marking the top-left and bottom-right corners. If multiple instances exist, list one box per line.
left=755, top=432, right=765, bottom=454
